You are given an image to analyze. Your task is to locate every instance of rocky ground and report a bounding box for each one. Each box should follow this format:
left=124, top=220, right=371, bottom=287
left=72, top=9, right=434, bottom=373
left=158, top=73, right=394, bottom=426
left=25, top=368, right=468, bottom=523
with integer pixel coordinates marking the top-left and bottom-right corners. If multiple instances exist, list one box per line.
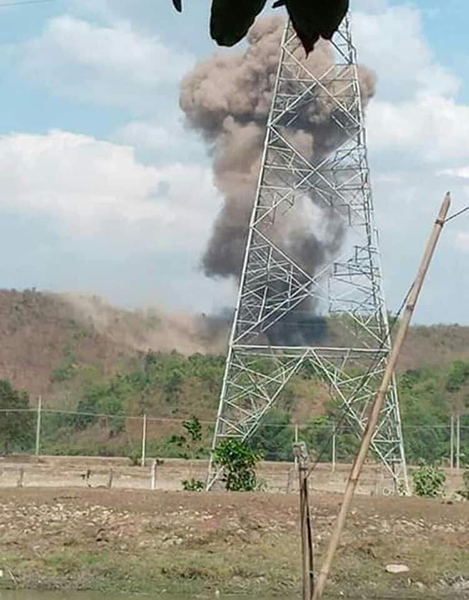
left=0, top=488, right=467, bottom=598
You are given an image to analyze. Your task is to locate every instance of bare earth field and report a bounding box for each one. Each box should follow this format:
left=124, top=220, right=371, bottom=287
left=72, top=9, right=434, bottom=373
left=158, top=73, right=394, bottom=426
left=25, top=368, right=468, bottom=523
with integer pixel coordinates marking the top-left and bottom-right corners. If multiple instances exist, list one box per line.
left=0, top=487, right=467, bottom=598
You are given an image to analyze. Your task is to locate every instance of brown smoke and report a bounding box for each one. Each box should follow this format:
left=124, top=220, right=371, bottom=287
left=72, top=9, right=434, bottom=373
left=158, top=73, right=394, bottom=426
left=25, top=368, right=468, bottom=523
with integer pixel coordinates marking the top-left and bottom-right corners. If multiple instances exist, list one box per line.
left=62, top=293, right=229, bottom=355
left=180, top=17, right=376, bottom=283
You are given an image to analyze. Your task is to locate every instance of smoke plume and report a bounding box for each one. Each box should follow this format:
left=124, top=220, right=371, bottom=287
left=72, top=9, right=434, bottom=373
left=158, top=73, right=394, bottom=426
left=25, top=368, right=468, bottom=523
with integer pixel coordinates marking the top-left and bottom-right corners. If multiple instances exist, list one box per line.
left=180, top=17, right=375, bottom=344
left=180, top=17, right=375, bottom=277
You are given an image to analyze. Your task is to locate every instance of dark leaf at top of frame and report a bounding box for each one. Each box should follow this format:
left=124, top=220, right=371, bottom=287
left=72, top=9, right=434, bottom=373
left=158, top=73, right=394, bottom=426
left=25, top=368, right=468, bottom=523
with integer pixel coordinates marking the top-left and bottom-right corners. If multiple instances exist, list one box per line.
left=171, top=0, right=349, bottom=54
left=210, top=0, right=268, bottom=47
left=274, top=0, right=349, bottom=53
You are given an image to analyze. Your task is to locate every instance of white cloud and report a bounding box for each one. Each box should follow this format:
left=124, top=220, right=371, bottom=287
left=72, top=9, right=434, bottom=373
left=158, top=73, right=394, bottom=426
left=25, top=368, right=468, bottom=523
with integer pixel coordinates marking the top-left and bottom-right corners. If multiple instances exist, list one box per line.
left=353, top=2, right=469, bottom=173
left=350, top=1, right=469, bottom=322
left=367, top=95, right=469, bottom=167
left=353, top=5, right=459, bottom=101
left=112, top=118, right=204, bottom=164
left=351, top=3, right=469, bottom=176
left=15, top=15, right=193, bottom=109
left=440, top=168, right=469, bottom=180
left=455, top=231, right=469, bottom=252
left=3, top=0, right=469, bottom=319
left=116, top=121, right=176, bottom=152
left=0, top=130, right=218, bottom=252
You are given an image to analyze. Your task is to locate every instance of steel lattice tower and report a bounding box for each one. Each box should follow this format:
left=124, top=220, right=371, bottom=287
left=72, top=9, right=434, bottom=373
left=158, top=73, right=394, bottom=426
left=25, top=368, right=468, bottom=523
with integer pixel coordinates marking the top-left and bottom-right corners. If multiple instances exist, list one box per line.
left=207, top=16, right=409, bottom=493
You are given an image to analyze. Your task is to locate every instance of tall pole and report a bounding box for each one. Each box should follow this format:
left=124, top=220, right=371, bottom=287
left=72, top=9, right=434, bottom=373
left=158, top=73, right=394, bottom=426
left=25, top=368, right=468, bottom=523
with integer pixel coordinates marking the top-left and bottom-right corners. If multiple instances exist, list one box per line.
left=141, top=414, right=147, bottom=467
left=35, top=396, right=42, bottom=459
left=450, top=414, right=454, bottom=470
left=313, top=194, right=451, bottom=600
left=456, top=413, right=461, bottom=471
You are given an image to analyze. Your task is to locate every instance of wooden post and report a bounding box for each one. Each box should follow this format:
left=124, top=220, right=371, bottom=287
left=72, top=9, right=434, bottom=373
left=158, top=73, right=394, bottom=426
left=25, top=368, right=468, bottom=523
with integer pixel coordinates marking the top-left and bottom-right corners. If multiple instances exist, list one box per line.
left=313, top=193, right=451, bottom=600
left=107, top=468, right=114, bottom=489
left=294, top=442, right=314, bottom=600
left=141, top=414, right=147, bottom=467
left=35, top=396, right=42, bottom=459
left=456, top=414, right=461, bottom=471
left=151, top=459, right=157, bottom=490
left=294, top=425, right=300, bottom=469
left=286, top=425, right=300, bottom=493
left=17, top=468, right=24, bottom=488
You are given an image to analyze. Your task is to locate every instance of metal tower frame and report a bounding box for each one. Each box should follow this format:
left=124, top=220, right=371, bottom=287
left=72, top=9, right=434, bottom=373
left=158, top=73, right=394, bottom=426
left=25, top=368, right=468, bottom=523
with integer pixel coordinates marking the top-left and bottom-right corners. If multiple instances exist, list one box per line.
left=208, top=16, right=409, bottom=493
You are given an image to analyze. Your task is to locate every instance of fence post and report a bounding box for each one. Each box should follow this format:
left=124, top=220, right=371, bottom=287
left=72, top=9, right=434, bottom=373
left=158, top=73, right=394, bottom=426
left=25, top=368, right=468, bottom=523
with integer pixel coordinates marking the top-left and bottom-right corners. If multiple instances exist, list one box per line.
left=151, top=459, right=157, bottom=490
left=17, top=468, right=24, bottom=488
left=293, top=424, right=300, bottom=483
left=287, top=425, right=300, bottom=493
left=35, top=396, right=42, bottom=459
left=450, top=414, right=454, bottom=470
left=141, top=414, right=147, bottom=467
left=331, top=425, right=336, bottom=473
left=456, top=414, right=461, bottom=471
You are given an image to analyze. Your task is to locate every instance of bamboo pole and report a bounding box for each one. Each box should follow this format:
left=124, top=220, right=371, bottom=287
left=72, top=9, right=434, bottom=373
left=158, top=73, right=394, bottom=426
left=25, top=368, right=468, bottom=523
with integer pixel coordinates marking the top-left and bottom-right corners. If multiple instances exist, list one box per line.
left=313, top=193, right=451, bottom=600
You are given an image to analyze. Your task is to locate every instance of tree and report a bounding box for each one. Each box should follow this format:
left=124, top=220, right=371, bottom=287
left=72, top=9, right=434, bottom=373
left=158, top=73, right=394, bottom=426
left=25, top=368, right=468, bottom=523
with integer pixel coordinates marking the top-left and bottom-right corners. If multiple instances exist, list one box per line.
left=0, top=380, right=34, bottom=455
left=183, top=415, right=203, bottom=452
left=251, top=409, right=294, bottom=461
left=446, top=360, right=469, bottom=414
left=74, top=382, right=125, bottom=436
left=180, top=415, right=205, bottom=490
left=213, top=439, right=261, bottom=491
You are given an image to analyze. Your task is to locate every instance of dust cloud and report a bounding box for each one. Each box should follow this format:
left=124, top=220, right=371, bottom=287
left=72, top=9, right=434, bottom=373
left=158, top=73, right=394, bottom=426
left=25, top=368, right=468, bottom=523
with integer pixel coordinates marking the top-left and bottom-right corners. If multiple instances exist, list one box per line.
left=180, top=17, right=375, bottom=344
left=62, top=293, right=230, bottom=355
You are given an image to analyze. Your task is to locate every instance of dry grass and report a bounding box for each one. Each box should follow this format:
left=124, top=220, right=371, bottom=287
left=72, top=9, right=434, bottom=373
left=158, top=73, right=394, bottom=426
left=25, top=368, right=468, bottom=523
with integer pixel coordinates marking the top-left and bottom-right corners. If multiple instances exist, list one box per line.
left=0, top=488, right=467, bottom=598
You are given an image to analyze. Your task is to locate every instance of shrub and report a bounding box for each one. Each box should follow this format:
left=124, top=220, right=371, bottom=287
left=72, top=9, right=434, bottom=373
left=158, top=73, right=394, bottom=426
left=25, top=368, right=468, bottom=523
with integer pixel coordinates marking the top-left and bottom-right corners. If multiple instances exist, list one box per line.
left=128, top=447, right=141, bottom=466
left=213, top=439, right=261, bottom=492
left=412, top=462, right=446, bottom=497
left=182, top=478, right=204, bottom=491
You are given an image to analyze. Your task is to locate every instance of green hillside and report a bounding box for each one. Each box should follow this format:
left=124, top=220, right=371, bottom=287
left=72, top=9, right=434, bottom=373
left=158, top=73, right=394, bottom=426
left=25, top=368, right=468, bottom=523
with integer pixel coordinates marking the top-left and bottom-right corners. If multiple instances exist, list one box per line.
left=0, top=289, right=467, bottom=464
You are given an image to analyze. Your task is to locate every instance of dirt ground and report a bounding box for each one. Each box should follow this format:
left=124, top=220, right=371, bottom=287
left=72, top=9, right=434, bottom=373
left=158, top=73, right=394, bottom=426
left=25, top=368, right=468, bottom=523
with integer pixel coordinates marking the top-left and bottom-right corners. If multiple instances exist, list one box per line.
left=0, top=488, right=468, bottom=598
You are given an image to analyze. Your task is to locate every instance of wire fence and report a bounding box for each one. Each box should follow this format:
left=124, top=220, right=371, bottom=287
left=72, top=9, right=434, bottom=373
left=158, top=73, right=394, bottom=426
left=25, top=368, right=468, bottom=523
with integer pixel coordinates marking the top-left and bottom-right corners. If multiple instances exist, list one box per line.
left=1, top=406, right=468, bottom=469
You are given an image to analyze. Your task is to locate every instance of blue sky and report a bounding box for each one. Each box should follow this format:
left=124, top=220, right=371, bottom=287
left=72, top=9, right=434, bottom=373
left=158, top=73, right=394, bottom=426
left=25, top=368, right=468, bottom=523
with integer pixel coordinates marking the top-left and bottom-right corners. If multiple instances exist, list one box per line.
left=0, top=0, right=469, bottom=323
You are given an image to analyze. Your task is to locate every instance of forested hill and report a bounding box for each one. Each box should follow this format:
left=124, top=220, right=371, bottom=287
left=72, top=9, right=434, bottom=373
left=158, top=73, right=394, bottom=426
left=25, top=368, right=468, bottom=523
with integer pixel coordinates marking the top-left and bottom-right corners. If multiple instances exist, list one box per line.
left=0, top=289, right=467, bottom=379
left=0, top=289, right=467, bottom=462
left=0, top=288, right=469, bottom=399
